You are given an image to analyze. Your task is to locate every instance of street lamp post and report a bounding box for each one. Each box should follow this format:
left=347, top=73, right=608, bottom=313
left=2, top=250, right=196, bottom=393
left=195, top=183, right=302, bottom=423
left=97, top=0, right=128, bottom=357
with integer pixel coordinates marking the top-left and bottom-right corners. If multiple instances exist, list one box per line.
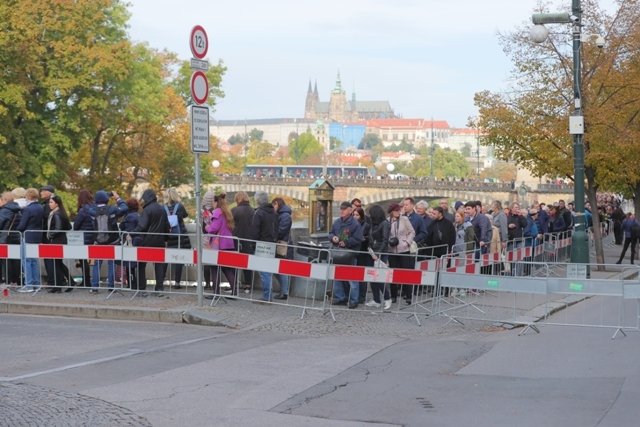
left=429, top=119, right=435, bottom=179
left=530, top=0, right=589, bottom=265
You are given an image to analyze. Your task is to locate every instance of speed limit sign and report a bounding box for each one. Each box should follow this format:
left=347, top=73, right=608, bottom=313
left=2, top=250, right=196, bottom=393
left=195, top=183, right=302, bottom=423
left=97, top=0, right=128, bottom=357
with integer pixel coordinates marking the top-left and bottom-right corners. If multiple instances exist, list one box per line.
left=190, top=25, right=208, bottom=59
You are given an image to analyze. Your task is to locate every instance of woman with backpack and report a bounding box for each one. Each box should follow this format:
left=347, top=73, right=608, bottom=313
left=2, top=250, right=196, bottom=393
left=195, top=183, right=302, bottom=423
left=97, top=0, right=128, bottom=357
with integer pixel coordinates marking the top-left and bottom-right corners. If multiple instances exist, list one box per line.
left=163, top=188, right=191, bottom=290
left=46, top=194, right=72, bottom=293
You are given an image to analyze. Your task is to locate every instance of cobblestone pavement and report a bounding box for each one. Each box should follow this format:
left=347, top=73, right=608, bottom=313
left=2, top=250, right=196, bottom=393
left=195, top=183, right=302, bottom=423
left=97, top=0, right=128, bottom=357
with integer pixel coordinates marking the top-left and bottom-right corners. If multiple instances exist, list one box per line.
left=0, top=382, right=151, bottom=427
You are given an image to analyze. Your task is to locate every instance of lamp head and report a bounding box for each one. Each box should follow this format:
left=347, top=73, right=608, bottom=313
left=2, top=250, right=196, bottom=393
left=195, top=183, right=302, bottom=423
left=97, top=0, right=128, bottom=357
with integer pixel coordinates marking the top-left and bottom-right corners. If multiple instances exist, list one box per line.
left=530, top=24, right=549, bottom=43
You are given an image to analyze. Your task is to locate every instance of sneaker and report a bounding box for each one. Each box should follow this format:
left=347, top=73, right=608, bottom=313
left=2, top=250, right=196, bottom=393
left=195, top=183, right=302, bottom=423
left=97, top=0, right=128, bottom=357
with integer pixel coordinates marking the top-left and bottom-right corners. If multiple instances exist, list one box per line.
left=383, top=299, right=392, bottom=310
left=89, top=289, right=99, bottom=294
left=17, top=286, right=34, bottom=293
left=365, top=300, right=381, bottom=308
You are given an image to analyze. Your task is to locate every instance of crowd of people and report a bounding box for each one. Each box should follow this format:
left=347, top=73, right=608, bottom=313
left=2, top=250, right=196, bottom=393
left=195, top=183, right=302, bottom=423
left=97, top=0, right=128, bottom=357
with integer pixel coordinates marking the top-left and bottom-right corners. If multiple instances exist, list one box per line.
left=0, top=183, right=632, bottom=305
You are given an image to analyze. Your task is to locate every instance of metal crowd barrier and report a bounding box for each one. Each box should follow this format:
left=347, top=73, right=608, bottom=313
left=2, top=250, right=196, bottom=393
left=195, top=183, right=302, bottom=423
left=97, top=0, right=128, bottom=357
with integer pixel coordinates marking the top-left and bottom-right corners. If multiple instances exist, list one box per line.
left=2, top=229, right=639, bottom=337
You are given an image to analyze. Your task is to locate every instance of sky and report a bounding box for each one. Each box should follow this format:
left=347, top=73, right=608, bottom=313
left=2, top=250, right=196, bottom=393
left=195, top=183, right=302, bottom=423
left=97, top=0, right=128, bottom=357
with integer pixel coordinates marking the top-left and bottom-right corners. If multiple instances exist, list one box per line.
left=126, top=0, right=608, bottom=128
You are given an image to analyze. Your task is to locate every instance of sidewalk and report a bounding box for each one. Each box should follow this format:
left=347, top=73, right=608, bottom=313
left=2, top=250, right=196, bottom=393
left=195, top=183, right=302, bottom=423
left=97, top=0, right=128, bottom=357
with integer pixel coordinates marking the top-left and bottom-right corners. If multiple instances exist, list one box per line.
left=0, top=238, right=633, bottom=334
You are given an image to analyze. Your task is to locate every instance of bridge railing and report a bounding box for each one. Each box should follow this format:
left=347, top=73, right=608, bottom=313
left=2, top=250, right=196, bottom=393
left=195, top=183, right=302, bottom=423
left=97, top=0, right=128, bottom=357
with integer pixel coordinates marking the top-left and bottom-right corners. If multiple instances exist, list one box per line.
left=215, top=175, right=540, bottom=192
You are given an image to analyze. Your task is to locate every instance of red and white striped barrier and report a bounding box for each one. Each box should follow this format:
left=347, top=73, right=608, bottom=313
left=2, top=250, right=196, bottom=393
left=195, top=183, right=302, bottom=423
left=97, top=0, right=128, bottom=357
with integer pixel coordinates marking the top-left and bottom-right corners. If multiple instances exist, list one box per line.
left=0, top=244, right=21, bottom=260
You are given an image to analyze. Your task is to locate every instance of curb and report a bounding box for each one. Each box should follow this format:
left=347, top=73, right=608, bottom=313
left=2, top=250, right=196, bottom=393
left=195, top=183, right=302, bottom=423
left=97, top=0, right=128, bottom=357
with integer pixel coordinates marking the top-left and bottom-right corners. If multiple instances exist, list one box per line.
left=0, top=301, right=226, bottom=327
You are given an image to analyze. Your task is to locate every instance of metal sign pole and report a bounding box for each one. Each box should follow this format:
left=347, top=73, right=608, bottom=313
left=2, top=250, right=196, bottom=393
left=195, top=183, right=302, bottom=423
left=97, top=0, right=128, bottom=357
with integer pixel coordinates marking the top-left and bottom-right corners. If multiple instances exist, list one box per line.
left=194, top=151, right=203, bottom=306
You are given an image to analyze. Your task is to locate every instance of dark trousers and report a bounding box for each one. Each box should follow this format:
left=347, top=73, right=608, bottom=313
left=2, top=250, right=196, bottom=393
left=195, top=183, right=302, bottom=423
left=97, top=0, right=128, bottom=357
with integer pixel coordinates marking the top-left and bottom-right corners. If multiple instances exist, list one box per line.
left=135, top=262, right=167, bottom=291
left=389, top=252, right=413, bottom=299
left=167, top=263, right=184, bottom=284
left=1, top=259, right=20, bottom=285
left=44, top=258, right=55, bottom=286
left=210, top=265, right=237, bottom=295
left=79, top=259, right=91, bottom=287
left=618, top=237, right=638, bottom=264
left=52, top=259, right=70, bottom=286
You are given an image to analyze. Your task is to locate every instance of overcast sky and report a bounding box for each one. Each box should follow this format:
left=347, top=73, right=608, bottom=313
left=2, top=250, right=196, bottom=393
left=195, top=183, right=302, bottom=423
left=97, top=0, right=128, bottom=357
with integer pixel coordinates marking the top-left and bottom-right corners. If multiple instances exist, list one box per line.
left=127, top=0, right=611, bottom=128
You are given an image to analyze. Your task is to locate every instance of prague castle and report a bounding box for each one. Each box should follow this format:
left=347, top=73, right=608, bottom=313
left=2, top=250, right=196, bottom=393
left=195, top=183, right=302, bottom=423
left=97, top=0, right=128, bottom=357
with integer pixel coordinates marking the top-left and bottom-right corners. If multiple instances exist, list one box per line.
left=304, top=72, right=395, bottom=122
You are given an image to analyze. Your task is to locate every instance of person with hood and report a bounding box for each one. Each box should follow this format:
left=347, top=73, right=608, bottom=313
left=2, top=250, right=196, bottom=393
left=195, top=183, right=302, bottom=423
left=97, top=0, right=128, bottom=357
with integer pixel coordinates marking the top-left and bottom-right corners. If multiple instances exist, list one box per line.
left=0, top=191, right=22, bottom=285
left=89, top=190, right=127, bottom=293
left=272, top=197, right=293, bottom=300
left=249, top=190, right=278, bottom=302
left=72, top=189, right=96, bottom=287
left=133, top=189, right=170, bottom=295
left=16, top=188, right=44, bottom=292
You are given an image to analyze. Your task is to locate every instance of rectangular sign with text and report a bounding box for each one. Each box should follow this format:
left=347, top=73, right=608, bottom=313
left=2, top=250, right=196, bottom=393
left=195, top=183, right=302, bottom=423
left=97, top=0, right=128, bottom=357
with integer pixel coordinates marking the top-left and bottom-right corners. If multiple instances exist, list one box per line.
left=191, top=105, right=210, bottom=153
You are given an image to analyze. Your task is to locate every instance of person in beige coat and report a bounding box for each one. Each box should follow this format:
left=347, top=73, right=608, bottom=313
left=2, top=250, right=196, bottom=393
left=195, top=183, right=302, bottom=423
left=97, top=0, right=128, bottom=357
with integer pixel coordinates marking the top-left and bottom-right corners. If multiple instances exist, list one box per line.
left=387, top=203, right=416, bottom=304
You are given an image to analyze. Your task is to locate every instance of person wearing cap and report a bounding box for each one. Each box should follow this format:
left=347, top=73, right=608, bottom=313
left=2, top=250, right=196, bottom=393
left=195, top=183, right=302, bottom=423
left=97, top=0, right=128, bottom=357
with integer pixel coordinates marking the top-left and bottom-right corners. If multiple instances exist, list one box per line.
left=387, top=202, right=415, bottom=304
left=329, top=201, right=363, bottom=309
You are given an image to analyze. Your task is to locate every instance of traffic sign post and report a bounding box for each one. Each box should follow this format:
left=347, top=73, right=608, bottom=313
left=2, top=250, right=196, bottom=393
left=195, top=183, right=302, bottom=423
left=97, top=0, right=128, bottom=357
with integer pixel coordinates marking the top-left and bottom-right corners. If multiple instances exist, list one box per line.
left=189, top=25, right=209, bottom=307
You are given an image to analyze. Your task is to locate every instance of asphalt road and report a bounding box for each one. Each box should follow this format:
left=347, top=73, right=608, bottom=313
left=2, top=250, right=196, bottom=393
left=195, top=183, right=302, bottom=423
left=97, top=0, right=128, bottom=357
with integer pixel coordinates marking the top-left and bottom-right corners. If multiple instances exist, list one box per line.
left=2, top=299, right=640, bottom=427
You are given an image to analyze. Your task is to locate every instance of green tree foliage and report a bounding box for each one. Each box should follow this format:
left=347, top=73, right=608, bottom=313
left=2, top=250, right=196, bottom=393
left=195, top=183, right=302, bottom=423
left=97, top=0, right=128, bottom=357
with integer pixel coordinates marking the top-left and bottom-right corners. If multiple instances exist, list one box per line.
left=359, top=133, right=382, bottom=150
left=249, top=128, right=264, bottom=142
left=474, top=0, right=640, bottom=263
left=246, top=140, right=275, bottom=164
left=228, top=133, right=247, bottom=145
left=0, top=0, right=132, bottom=187
left=412, top=146, right=470, bottom=178
left=0, top=0, right=226, bottom=193
left=288, top=131, right=324, bottom=164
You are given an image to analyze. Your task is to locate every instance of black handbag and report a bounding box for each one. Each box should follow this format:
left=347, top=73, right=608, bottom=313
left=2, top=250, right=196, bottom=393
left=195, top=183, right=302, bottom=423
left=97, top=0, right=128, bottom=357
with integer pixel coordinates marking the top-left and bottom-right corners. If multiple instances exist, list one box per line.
left=330, top=248, right=355, bottom=265
left=388, top=220, right=400, bottom=247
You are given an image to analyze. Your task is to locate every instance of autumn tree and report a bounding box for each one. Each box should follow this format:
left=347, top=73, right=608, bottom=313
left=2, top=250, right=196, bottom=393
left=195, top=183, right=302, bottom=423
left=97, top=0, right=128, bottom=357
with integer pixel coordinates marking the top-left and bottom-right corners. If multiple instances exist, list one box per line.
left=474, top=0, right=640, bottom=263
left=289, top=131, right=324, bottom=164
left=0, top=0, right=132, bottom=188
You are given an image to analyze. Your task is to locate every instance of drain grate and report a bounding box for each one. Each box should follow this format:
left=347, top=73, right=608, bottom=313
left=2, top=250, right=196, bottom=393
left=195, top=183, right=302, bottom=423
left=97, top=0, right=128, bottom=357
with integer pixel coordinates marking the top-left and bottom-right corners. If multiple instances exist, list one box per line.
left=416, top=397, right=435, bottom=410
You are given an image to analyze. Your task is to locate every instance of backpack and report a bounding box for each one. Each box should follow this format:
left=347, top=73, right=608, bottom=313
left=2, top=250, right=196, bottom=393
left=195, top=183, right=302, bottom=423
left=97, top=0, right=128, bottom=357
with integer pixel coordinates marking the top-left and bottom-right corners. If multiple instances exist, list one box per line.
left=94, top=205, right=118, bottom=244
left=164, top=203, right=181, bottom=234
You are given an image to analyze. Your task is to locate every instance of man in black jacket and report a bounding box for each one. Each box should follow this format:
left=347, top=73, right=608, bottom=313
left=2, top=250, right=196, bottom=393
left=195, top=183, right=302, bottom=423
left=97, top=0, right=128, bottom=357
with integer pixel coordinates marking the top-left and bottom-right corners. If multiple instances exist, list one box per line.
left=133, top=189, right=170, bottom=295
left=249, top=191, right=278, bottom=302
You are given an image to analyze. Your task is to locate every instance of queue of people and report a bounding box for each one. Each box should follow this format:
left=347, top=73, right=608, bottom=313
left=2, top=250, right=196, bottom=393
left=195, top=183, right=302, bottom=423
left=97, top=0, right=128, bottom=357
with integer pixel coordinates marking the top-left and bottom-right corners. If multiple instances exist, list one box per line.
left=0, top=183, right=627, bottom=306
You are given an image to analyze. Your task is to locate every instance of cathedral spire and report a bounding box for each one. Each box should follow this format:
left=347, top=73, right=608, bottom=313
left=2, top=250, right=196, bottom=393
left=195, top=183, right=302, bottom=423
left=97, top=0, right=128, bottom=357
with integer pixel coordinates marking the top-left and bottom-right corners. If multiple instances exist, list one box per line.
left=332, top=69, right=343, bottom=94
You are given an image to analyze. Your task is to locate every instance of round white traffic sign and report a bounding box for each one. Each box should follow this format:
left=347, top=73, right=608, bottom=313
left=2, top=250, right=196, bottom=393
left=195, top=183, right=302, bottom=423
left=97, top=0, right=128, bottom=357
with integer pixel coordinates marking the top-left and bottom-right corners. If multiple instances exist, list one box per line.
left=190, top=71, right=209, bottom=105
left=190, top=25, right=208, bottom=59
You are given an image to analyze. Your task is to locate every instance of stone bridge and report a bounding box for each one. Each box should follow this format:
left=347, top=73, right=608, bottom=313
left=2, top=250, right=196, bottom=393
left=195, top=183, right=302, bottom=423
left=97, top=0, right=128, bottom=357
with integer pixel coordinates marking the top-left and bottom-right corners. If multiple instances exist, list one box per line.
left=215, top=176, right=574, bottom=207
